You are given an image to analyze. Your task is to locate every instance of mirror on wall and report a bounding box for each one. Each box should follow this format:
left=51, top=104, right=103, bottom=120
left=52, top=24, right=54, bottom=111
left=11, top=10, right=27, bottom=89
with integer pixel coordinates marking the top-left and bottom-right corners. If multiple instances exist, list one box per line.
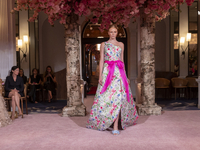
left=171, top=9, right=179, bottom=76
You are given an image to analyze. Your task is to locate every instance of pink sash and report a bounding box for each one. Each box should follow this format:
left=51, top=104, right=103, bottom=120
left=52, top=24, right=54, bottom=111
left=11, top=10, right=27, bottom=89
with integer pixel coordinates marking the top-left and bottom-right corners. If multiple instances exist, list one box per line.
left=100, top=60, right=130, bottom=102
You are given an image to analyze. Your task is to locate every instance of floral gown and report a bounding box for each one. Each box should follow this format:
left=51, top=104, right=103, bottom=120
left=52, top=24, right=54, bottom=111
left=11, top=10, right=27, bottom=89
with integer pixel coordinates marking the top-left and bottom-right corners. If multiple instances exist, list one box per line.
left=86, top=42, right=138, bottom=131
left=0, top=95, right=11, bottom=127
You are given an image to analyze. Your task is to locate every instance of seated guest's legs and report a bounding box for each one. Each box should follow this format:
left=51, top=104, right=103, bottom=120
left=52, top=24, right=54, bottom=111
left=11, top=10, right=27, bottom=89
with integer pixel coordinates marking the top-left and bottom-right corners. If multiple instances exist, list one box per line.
left=14, top=91, right=22, bottom=115
left=11, top=96, right=16, bottom=121
left=8, top=91, right=22, bottom=120
left=28, top=85, right=36, bottom=103
left=48, top=90, right=52, bottom=103
left=9, top=92, right=16, bottom=120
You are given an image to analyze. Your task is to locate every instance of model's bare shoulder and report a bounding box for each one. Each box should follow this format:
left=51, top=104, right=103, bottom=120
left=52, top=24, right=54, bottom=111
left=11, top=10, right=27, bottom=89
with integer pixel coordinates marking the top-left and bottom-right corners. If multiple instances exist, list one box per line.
left=118, top=42, right=124, bottom=46
left=118, top=42, right=124, bottom=49
left=100, top=42, right=105, bottom=50
left=101, top=42, right=105, bottom=46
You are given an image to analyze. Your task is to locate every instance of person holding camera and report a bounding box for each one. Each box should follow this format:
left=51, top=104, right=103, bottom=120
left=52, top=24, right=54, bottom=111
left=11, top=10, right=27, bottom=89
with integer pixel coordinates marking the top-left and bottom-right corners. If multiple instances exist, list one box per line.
left=27, top=68, right=41, bottom=103
left=43, top=66, right=56, bottom=103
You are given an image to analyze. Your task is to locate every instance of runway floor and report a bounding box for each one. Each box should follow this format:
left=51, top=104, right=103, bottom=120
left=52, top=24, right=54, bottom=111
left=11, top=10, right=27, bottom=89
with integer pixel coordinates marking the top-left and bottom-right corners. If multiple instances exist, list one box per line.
left=0, top=96, right=200, bottom=150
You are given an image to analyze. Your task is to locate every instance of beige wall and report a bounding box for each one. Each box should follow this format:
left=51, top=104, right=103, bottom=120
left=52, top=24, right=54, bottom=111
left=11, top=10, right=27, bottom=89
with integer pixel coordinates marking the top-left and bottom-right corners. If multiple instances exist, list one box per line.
left=126, top=21, right=138, bottom=97
left=155, top=16, right=170, bottom=72
left=39, top=12, right=65, bottom=74
left=19, top=10, right=30, bottom=77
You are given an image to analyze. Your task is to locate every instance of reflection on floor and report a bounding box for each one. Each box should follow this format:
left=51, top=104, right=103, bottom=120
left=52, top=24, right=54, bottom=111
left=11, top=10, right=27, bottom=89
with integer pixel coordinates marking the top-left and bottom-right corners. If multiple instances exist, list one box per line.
left=24, top=100, right=67, bottom=114
left=156, top=98, right=199, bottom=110
left=24, top=96, right=199, bottom=115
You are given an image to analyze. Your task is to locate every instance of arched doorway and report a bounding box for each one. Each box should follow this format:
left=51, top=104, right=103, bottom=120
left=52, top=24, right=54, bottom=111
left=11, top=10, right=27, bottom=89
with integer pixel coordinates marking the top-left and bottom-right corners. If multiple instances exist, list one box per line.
left=81, top=22, right=128, bottom=96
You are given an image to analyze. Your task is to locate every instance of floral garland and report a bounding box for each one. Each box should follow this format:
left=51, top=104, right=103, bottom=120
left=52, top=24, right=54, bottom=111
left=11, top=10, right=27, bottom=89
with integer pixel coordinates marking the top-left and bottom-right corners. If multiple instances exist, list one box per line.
left=14, top=0, right=195, bottom=30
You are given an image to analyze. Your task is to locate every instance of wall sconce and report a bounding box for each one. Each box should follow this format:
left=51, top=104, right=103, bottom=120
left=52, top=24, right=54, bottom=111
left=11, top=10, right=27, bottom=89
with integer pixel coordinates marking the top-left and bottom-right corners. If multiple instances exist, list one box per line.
left=17, top=35, right=29, bottom=62
left=180, top=33, right=191, bottom=59
left=23, top=35, right=28, bottom=43
left=96, top=44, right=101, bottom=51
left=18, top=39, right=22, bottom=49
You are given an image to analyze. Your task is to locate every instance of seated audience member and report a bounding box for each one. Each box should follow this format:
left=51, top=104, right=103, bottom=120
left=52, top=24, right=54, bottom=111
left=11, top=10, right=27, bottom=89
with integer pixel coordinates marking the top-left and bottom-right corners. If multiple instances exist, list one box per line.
left=44, top=66, right=57, bottom=103
left=19, top=68, right=27, bottom=84
left=5, top=66, right=24, bottom=121
left=27, top=68, right=41, bottom=103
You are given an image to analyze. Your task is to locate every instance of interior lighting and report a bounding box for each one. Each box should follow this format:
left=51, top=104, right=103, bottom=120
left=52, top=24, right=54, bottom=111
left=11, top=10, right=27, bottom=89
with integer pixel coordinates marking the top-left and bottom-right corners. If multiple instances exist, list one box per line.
left=18, top=39, right=22, bottom=48
left=180, top=37, right=185, bottom=45
left=186, top=33, right=191, bottom=42
left=97, top=44, right=101, bottom=51
left=23, top=35, right=28, bottom=43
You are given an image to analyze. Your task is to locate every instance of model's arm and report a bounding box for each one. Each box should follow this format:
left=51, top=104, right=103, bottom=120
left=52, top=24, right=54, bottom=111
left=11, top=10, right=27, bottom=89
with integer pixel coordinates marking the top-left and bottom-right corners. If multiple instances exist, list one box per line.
left=99, top=42, right=105, bottom=85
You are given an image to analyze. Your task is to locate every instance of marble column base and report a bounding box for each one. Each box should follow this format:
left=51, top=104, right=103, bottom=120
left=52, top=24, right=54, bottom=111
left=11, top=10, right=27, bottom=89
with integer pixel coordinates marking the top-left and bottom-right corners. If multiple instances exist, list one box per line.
left=62, top=104, right=86, bottom=117
left=136, top=103, right=162, bottom=115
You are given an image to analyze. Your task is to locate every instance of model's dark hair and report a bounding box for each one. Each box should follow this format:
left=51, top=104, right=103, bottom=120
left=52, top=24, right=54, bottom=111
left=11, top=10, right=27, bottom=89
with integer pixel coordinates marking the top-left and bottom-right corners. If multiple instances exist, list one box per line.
left=10, top=66, right=19, bottom=76
left=44, top=66, right=54, bottom=77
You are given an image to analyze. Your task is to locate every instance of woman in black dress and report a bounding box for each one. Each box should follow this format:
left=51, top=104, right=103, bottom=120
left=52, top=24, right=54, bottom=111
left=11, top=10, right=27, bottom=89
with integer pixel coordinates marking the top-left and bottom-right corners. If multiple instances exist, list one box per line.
left=27, top=68, right=41, bottom=103
left=44, top=66, right=56, bottom=103
left=5, top=66, right=24, bottom=120
left=19, top=69, right=27, bottom=84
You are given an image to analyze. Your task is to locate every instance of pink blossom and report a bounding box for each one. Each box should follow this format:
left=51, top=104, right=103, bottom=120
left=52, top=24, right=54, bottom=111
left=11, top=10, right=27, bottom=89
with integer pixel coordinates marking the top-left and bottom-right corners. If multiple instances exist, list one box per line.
left=13, top=0, right=194, bottom=31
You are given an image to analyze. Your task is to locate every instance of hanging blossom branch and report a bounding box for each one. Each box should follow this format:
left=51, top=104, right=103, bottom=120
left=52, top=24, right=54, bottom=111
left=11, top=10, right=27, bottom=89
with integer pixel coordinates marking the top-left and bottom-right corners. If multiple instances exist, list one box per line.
left=82, top=0, right=195, bottom=30
left=14, top=0, right=195, bottom=31
left=13, top=0, right=91, bottom=25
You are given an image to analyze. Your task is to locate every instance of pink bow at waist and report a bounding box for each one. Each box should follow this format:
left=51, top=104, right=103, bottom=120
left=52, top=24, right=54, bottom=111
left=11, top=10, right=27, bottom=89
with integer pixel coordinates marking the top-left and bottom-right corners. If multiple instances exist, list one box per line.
left=100, top=60, right=130, bottom=102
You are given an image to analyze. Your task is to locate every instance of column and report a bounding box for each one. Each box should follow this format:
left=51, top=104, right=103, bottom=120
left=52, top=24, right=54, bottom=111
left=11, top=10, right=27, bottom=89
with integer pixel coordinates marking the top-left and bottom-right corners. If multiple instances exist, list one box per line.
left=62, top=13, right=86, bottom=117
left=136, top=10, right=162, bottom=115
